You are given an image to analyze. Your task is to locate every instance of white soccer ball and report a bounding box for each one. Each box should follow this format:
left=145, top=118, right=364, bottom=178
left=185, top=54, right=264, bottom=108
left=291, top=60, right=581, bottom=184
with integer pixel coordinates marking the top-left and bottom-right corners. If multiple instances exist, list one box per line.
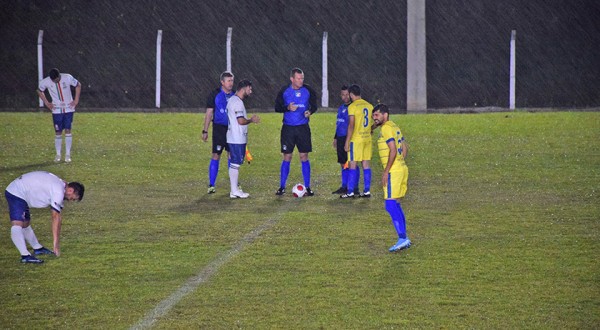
left=292, top=183, right=306, bottom=198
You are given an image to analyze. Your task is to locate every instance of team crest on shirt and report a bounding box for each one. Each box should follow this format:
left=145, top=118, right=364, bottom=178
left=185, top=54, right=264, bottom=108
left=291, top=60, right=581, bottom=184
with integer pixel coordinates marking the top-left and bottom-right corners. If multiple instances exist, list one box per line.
left=295, top=91, right=301, bottom=97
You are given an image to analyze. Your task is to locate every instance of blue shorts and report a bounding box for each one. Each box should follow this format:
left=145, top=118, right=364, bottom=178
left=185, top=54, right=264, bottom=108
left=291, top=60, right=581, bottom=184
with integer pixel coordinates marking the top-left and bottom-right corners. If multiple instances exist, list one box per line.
left=228, top=143, right=246, bottom=165
left=5, top=190, right=30, bottom=222
left=53, top=112, right=74, bottom=132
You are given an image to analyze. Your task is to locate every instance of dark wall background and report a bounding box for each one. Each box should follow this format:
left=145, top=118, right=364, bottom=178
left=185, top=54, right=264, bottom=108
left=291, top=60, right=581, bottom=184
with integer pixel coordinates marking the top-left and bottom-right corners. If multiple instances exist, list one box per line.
left=1, top=0, right=598, bottom=109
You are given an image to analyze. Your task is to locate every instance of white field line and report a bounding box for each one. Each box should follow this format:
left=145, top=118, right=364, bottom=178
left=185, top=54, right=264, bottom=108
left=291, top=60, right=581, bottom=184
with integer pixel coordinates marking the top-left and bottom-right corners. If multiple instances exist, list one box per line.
left=130, top=211, right=284, bottom=329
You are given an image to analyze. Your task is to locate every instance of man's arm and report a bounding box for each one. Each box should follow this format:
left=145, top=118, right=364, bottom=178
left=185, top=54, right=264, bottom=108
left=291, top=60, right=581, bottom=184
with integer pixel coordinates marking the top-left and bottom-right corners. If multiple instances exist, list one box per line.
left=382, top=139, right=398, bottom=187
left=274, top=86, right=288, bottom=113
left=70, top=82, right=81, bottom=108
left=36, top=89, right=54, bottom=111
left=237, top=114, right=260, bottom=125
left=51, top=210, right=62, bottom=256
left=344, top=115, right=355, bottom=152
left=202, top=108, right=214, bottom=142
left=305, top=84, right=318, bottom=114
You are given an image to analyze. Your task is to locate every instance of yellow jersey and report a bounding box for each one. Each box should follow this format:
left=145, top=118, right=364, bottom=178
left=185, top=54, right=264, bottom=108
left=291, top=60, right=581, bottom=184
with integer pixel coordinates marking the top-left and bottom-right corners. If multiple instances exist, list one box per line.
left=377, top=120, right=406, bottom=171
left=348, top=98, right=373, bottom=142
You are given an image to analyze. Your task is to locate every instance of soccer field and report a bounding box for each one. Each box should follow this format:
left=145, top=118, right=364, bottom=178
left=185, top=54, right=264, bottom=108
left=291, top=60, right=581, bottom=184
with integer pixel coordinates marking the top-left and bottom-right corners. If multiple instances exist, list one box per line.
left=0, top=111, right=598, bottom=328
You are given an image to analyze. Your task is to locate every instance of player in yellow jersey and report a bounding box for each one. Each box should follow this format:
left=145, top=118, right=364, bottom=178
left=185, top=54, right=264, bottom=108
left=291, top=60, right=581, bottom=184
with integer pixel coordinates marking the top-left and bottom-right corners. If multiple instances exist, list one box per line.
left=341, top=85, right=373, bottom=198
left=372, top=104, right=411, bottom=252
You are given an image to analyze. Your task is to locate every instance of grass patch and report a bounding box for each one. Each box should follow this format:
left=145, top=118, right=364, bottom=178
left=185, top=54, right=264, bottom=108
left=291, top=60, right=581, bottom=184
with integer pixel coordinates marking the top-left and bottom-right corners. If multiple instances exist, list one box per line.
left=0, top=111, right=598, bottom=328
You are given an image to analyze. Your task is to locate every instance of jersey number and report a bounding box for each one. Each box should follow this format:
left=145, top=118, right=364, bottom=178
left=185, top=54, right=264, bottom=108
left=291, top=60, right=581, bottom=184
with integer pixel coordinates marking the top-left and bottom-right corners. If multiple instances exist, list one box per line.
left=362, top=108, right=369, bottom=127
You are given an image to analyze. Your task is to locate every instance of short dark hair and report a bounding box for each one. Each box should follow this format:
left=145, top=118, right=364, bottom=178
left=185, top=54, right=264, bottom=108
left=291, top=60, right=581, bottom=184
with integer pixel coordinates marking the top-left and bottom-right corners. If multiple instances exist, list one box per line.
left=373, top=103, right=390, bottom=114
left=67, top=182, right=85, bottom=201
left=348, top=84, right=361, bottom=96
left=237, top=79, right=252, bottom=89
left=290, top=67, right=304, bottom=77
left=220, top=71, right=234, bottom=81
left=49, top=68, right=60, bottom=80
left=341, top=85, right=349, bottom=91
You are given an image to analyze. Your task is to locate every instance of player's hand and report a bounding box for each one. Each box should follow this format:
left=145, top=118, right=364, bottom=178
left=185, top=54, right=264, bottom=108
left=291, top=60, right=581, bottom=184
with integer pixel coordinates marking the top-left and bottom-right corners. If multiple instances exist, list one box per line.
left=69, top=100, right=79, bottom=108
left=288, top=102, right=298, bottom=111
left=46, top=102, right=54, bottom=111
left=344, top=141, right=350, bottom=152
left=332, top=139, right=337, bottom=148
left=201, top=131, right=208, bottom=142
left=304, top=110, right=311, bottom=118
left=382, top=170, right=389, bottom=188
left=251, top=114, right=260, bottom=124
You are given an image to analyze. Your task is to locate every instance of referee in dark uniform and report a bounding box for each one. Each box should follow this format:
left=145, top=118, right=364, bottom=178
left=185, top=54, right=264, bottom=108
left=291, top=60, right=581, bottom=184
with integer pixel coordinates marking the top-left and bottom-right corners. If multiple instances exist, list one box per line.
left=274, top=68, right=318, bottom=196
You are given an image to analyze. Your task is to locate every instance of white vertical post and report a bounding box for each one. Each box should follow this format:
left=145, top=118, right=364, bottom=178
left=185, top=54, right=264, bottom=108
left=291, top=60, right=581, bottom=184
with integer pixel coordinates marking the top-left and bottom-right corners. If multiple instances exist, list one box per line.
left=226, top=27, right=232, bottom=72
left=509, top=30, right=516, bottom=110
left=407, top=0, right=427, bottom=113
left=37, top=30, right=44, bottom=107
left=321, top=32, right=329, bottom=108
left=155, top=30, right=162, bottom=108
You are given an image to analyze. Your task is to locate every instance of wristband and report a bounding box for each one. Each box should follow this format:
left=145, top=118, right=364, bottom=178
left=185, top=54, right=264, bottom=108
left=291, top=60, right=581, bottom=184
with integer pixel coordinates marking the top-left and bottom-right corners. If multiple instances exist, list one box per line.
left=202, top=130, right=208, bottom=134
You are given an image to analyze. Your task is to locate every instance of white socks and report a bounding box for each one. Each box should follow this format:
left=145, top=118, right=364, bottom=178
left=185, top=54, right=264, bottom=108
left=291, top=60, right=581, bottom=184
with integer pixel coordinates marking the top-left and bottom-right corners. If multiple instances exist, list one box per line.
left=11, top=226, right=30, bottom=256
left=55, top=134, right=73, bottom=157
left=65, top=133, right=72, bottom=156
left=229, top=164, right=240, bottom=193
left=55, top=135, right=62, bottom=156
left=22, top=226, right=43, bottom=250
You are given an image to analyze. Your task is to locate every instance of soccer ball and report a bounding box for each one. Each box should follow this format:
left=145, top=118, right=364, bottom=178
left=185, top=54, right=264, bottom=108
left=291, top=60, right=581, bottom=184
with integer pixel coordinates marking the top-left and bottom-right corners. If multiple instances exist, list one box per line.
left=292, top=183, right=306, bottom=198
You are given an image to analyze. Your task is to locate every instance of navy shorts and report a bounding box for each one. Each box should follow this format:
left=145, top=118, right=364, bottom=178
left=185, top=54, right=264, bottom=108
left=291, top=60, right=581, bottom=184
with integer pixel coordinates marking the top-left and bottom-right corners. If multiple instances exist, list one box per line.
left=228, top=143, right=246, bottom=165
left=336, top=136, right=348, bottom=164
left=212, top=124, right=230, bottom=154
left=281, top=124, right=312, bottom=154
left=5, top=190, right=30, bottom=222
left=53, top=112, right=74, bottom=132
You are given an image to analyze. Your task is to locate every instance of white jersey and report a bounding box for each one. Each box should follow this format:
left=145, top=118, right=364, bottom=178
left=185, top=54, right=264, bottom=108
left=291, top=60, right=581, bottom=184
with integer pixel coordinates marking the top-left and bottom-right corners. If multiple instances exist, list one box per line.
left=6, top=171, right=66, bottom=213
left=226, top=95, right=248, bottom=144
left=38, top=73, right=79, bottom=114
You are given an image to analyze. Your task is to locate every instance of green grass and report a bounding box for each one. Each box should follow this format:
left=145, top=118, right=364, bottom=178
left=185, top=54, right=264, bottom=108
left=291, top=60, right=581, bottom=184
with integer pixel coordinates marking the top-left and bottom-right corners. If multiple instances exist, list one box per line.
left=0, top=111, right=598, bottom=329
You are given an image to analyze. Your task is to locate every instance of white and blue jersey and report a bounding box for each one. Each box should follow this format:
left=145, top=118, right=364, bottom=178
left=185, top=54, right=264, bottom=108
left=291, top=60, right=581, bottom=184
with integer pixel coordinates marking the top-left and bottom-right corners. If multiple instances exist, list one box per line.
left=335, top=103, right=349, bottom=138
left=275, top=84, right=318, bottom=126
left=5, top=171, right=66, bottom=213
left=206, top=87, right=235, bottom=126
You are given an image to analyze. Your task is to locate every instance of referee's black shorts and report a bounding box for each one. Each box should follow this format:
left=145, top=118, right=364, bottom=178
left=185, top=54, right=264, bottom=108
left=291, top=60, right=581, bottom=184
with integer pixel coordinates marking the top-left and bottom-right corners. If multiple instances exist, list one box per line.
left=336, top=136, right=348, bottom=164
left=281, top=124, right=312, bottom=154
left=212, top=123, right=229, bottom=154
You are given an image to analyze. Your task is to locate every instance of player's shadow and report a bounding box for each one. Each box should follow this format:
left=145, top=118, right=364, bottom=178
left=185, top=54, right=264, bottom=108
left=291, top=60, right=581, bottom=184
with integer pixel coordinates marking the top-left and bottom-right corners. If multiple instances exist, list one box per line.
left=0, top=162, right=57, bottom=174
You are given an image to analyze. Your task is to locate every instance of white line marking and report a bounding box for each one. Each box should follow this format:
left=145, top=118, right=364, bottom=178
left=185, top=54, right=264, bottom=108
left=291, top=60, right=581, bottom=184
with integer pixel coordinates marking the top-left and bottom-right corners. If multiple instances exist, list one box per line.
left=130, top=213, right=282, bottom=329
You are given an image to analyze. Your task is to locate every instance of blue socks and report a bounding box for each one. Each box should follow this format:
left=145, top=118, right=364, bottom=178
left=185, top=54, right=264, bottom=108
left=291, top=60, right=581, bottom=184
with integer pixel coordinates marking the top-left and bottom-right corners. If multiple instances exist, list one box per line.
left=280, top=160, right=291, bottom=188
left=347, top=169, right=357, bottom=193
left=364, top=168, right=371, bottom=192
left=385, top=200, right=407, bottom=239
left=209, top=159, right=219, bottom=186
left=301, top=160, right=311, bottom=187
left=341, top=167, right=348, bottom=188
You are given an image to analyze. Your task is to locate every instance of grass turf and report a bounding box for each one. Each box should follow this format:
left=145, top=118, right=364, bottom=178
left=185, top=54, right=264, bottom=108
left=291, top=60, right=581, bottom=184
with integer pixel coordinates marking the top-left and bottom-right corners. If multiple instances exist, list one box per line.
left=0, top=111, right=598, bottom=328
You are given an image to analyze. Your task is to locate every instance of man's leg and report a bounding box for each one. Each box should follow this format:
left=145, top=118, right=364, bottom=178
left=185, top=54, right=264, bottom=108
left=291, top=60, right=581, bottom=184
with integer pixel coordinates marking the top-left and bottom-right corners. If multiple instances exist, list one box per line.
left=54, top=132, right=63, bottom=162
left=208, top=153, right=221, bottom=192
left=277, top=153, right=292, bottom=195
left=361, top=160, right=372, bottom=197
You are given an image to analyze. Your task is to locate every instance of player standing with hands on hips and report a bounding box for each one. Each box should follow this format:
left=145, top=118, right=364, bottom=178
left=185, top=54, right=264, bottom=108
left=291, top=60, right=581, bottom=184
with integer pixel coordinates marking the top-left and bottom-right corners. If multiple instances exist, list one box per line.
left=37, top=68, right=81, bottom=163
left=372, top=104, right=411, bottom=252
left=227, top=80, right=260, bottom=198
left=4, top=171, right=84, bottom=263
left=202, top=71, right=235, bottom=194
left=274, top=68, right=318, bottom=196
left=341, top=84, right=373, bottom=198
